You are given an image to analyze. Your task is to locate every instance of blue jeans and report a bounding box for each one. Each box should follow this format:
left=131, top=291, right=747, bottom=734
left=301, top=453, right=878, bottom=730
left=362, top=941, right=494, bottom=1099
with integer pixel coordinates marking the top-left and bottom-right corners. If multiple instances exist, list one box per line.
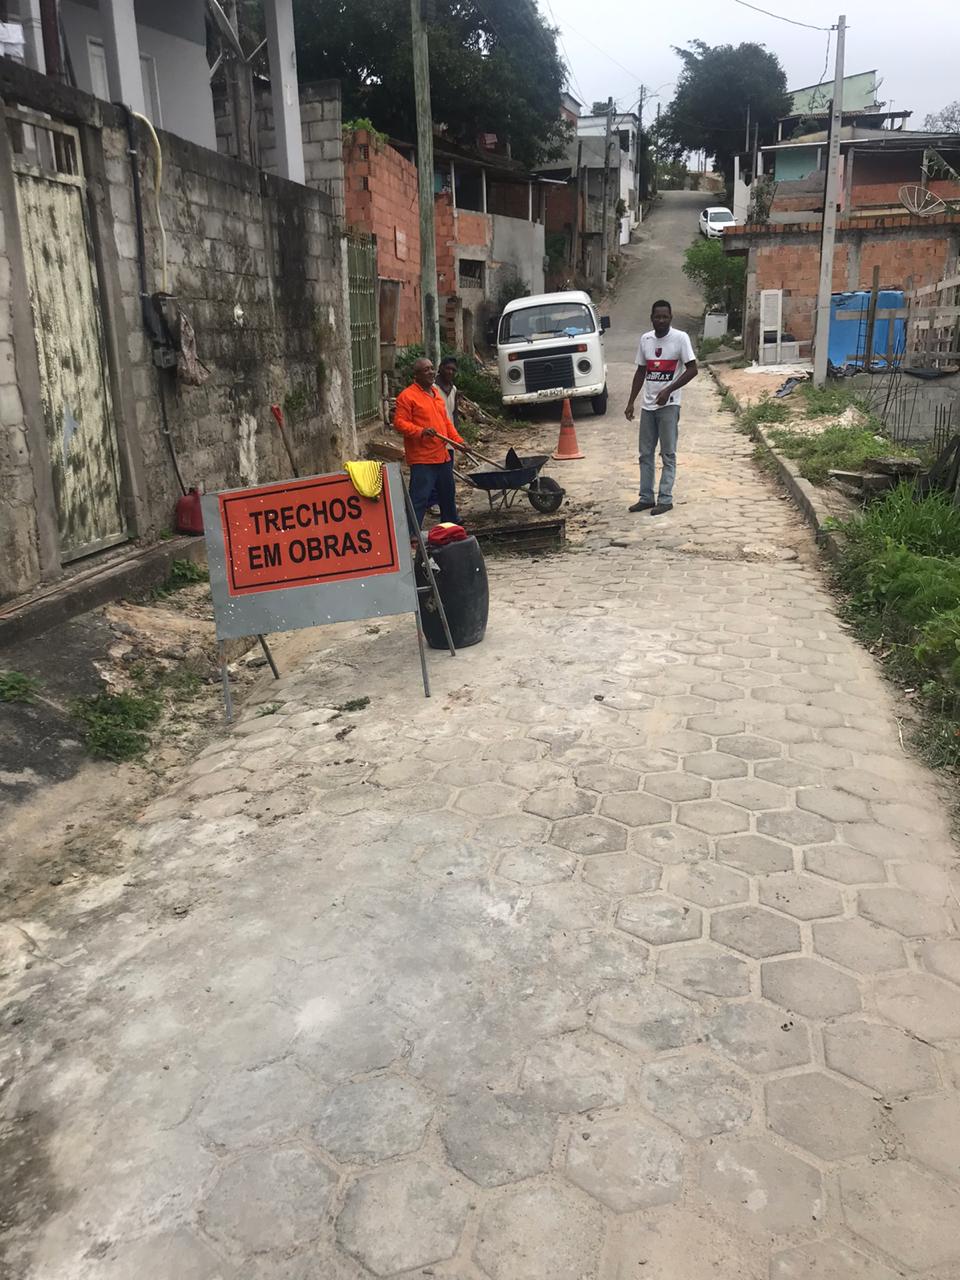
left=639, top=405, right=680, bottom=505
left=409, top=460, right=459, bottom=529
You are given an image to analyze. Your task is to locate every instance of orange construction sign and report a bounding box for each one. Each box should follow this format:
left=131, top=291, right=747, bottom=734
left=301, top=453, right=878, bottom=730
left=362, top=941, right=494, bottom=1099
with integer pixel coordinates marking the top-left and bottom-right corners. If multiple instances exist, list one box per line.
left=217, top=472, right=400, bottom=597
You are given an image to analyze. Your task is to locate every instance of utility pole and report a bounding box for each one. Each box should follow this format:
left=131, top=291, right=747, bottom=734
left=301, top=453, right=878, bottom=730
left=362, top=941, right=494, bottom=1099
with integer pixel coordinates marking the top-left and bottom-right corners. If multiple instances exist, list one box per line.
left=654, top=101, right=660, bottom=196
left=637, top=85, right=645, bottom=203
left=744, top=103, right=751, bottom=154
left=813, top=14, right=846, bottom=387
left=411, top=0, right=440, bottom=365
left=599, top=96, right=613, bottom=286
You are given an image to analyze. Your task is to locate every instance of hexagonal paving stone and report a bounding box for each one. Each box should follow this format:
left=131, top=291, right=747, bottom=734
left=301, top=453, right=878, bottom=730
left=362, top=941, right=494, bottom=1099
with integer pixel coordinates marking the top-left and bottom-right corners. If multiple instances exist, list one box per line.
left=771, top=1240, right=900, bottom=1280
left=441, top=1093, right=557, bottom=1187
left=667, top=862, right=749, bottom=908
left=581, top=852, right=661, bottom=896
left=717, top=833, right=793, bottom=874
left=921, top=939, right=960, bottom=986
left=313, top=1075, right=434, bottom=1165
left=575, top=762, right=640, bottom=792
left=203, top=1147, right=337, bottom=1255
left=644, top=771, right=712, bottom=802
left=859, top=887, right=953, bottom=938
left=677, top=800, right=749, bottom=836
left=707, top=1001, right=810, bottom=1073
left=766, top=1072, right=881, bottom=1160
left=683, top=751, right=749, bottom=781
left=717, top=734, right=781, bottom=761
left=473, top=1182, right=604, bottom=1280
left=762, top=957, right=861, bottom=1019
left=872, top=800, right=947, bottom=836
left=657, top=943, right=751, bottom=1001
left=812, top=918, right=905, bottom=973
left=757, top=873, right=843, bottom=920
left=617, top=894, right=702, bottom=945
left=522, top=786, right=596, bottom=821
left=715, top=779, right=789, bottom=812
left=455, top=783, right=523, bottom=817
left=875, top=971, right=960, bottom=1041
left=796, top=787, right=870, bottom=823
left=519, top=1035, right=629, bottom=1113
left=892, top=860, right=953, bottom=899
left=552, top=814, right=627, bottom=856
left=660, top=729, right=714, bottom=755
left=593, top=985, right=700, bottom=1054
left=803, top=844, right=884, bottom=884
left=600, top=791, right=672, bottom=828
left=893, top=1092, right=960, bottom=1184
left=638, top=1052, right=752, bottom=1138
left=565, top=1111, right=684, bottom=1212
left=824, top=1020, right=938, bottom=1096
left=700, top=1137, right=823, bottom=1236
left=833, top=767, right=903, bottom=802
left=755, top=759, right=823, bottom=788
left=497, top=845, right=578, bottom=884
left=197, top=1061, right=320, bottom=1147
left=711, top=906, right=801, bottom=959
left=631, top=824, right=711, bottom=865
left=96, top=1229, right=241, bottom=1280
left=686, top=713, right=746, bottom=736
left=337, top=1160, right=470, bottom=1277
left=757, top=810, right=836, bottom=845
left=840, top=1161, right=960, bottom=1271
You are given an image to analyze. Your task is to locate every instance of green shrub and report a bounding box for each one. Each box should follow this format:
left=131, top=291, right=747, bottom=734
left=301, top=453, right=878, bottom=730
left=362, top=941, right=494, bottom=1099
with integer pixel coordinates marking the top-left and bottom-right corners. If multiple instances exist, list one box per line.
left=0, top=670, right=41, bottom=703
left=395, top=344, right=501, bottom=419
left=768, top=425, right=897, bottom=485
left=682, top=238, right=745, bottom=310
left=73, top=690, right=162, bottom=761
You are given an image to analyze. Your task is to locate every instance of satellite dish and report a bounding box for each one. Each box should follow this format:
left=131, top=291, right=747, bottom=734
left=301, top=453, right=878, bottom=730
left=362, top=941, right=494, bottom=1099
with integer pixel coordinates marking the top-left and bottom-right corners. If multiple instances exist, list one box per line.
left=899, top=185, right=948, bottom=216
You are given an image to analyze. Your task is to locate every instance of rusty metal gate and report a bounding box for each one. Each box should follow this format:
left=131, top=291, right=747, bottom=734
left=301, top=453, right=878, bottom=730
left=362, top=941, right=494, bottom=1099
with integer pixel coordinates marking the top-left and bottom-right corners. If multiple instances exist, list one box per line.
left=346, top=232, right=380, bottom=422
left=8, top=107, right=126, bottom=561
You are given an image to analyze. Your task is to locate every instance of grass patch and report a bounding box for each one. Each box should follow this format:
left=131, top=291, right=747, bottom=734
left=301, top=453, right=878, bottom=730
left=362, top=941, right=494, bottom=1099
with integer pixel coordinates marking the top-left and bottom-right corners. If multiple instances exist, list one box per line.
left=835, top=483, right=960, bottom=785
left=335, top=696, right=370, bottom=713
left=0, top=670, right=41, bottom=703
left=767, top=424, right=900, bottom=486
left=144, top=557, right=209, bottom=601
left=73, top=690, right=162, bottom=761
left=257, top=702, right=282, bottom=716
left=798, top=380, right=870, bottom=419
left=737, top=395, right=790, bottom=435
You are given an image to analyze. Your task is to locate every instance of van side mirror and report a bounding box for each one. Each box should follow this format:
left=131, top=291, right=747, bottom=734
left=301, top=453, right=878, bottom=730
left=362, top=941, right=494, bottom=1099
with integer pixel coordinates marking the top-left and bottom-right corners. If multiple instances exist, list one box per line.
left=600, top=315, right=611, bottom=332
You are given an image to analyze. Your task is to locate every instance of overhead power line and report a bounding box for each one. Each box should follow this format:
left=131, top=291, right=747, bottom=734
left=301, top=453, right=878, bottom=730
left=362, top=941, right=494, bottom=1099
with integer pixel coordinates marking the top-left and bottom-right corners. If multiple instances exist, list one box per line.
left=731, top=0, right=832, bottom=31
left=550, top=17, right=643, bottom=83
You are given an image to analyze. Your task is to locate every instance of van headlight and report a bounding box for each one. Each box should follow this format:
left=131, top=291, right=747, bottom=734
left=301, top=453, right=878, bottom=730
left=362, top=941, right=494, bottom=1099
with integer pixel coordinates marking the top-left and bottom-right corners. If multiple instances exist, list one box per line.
left=577, top=358, right=592, bottom=373
left=508, top=366, right=522, bottom=382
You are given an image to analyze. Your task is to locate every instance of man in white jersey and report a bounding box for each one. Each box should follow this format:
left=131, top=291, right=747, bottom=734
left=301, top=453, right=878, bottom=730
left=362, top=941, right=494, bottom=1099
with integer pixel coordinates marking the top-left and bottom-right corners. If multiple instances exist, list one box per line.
left=624, top=299, right=699, bottom=515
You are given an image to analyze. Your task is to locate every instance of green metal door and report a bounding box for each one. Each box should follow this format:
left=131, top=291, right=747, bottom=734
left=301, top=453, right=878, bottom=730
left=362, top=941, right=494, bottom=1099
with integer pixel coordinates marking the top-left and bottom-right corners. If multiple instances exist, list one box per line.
left=347, top=233, right=380, bottom=422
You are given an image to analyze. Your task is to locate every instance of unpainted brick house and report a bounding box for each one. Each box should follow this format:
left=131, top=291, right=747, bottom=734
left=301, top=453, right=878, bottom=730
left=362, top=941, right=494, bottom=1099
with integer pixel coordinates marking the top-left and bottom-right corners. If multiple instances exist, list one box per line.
left=0, top=0, right=355, bottom=605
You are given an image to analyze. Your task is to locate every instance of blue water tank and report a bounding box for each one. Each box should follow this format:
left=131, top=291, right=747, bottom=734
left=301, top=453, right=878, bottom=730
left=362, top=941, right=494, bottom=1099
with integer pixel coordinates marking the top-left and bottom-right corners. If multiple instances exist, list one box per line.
left=828, top=290, right=906, bottom=370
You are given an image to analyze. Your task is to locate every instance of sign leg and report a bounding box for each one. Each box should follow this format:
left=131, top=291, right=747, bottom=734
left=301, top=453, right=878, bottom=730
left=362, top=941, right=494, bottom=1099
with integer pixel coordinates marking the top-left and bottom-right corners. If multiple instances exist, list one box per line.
left=414, top=607, right=431, bottom=697
left=258, top=634, right=280, bottom=680
left=219, top=641, right=234, bottom=724
left=401, top=475, right=457, bottom=658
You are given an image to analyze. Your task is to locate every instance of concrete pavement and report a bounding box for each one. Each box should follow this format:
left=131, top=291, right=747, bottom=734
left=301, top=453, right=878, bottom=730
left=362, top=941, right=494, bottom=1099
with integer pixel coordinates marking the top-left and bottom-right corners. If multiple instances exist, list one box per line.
left=2, top=192, right=960, bottom=1279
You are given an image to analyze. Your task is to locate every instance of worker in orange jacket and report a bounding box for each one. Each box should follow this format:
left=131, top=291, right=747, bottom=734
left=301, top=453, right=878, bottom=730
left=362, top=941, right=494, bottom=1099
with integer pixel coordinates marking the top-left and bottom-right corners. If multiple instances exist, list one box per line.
left=393, top=357, right=466, bottom=527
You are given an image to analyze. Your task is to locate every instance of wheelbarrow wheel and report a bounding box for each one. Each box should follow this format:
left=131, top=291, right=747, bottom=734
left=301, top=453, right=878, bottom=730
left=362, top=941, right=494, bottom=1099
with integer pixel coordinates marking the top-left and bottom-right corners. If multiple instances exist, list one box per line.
left=527, top=476, right=564, bottom=514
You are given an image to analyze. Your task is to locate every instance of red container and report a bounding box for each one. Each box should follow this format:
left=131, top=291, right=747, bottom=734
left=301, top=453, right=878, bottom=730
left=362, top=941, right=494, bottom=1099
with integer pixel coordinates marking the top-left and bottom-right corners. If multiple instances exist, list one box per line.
left=175, top=488, right=204, bottom=535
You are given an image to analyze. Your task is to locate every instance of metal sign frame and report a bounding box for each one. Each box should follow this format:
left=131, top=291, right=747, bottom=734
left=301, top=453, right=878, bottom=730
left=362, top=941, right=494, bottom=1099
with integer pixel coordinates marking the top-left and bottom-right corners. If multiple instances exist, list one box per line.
left=202, top=464, right=454, bottom=717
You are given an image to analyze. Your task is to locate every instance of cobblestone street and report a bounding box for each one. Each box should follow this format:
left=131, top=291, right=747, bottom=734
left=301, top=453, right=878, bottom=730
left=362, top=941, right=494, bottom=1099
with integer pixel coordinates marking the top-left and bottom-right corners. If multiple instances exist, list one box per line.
left=3, top=193, right=960, bottom=1279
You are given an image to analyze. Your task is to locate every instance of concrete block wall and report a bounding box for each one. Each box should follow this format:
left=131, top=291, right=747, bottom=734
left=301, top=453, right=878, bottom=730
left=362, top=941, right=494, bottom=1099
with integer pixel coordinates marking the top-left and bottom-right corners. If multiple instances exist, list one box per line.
left=0, top=60, right=354, bottom=601
left=103, top=120, right=354, bottom=537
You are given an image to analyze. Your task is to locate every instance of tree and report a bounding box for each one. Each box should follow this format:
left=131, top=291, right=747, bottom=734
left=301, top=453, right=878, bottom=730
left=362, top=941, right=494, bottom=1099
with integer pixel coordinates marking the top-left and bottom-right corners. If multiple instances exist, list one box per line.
left=925, top=102, right=960, bottom=133
left=683, top=237, right=745, bottom=311
left=660, top=41, right=790, bottom=187
left=282, top=0, right=569, bottom=169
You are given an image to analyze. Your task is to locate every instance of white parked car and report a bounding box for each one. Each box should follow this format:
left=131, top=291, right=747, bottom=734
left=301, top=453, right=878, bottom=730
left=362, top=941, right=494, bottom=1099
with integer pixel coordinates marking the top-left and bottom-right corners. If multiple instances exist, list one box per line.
left=496, top=290, right=610, bottom=415
left=699, top=206, right=737, bottom=238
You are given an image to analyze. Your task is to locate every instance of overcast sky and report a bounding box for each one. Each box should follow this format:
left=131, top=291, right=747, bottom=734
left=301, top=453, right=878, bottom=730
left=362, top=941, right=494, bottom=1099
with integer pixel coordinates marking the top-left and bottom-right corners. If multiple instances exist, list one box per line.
left=543, top=0, right=956, bottom=129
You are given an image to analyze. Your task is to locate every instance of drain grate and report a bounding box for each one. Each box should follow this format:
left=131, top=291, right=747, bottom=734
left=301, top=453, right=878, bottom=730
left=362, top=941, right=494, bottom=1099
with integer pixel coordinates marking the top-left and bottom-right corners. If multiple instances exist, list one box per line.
left=473, top=518, right=565, bottom=553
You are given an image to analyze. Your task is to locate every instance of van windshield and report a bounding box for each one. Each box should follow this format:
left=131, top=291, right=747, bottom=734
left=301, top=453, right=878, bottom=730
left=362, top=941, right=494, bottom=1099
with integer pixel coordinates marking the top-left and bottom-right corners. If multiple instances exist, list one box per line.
left=500, top=302, right=595, bottom=343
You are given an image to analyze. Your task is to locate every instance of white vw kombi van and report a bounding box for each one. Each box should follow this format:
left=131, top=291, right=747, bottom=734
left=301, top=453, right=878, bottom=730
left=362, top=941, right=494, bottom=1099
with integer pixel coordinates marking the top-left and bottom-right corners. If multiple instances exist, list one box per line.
left=496, top=290, right=610, bottom=415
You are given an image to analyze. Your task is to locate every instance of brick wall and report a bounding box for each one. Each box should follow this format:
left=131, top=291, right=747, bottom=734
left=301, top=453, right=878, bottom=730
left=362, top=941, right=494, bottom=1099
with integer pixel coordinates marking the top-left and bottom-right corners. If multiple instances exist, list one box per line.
left=343, top=131, right=421, bottom=347
left=0, top=61, right=354, bottom=601
left=733, top=216, right=960, bottom=352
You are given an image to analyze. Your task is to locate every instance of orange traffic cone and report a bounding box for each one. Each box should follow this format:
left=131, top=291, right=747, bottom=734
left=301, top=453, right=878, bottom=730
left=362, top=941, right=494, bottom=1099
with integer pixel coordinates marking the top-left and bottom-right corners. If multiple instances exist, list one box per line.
left=552, top=398, right=584, bottom=461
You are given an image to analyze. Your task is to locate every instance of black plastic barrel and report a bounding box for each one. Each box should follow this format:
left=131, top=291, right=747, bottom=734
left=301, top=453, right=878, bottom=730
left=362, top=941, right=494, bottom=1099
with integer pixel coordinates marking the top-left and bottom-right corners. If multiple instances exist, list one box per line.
left=416, top=535, right=489, bottom=649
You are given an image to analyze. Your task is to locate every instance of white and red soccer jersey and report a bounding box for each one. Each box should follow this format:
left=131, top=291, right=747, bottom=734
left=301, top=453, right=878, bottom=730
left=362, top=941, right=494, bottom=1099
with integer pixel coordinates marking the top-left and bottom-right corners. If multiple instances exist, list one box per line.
left=635, top=328, right=696, bottom=411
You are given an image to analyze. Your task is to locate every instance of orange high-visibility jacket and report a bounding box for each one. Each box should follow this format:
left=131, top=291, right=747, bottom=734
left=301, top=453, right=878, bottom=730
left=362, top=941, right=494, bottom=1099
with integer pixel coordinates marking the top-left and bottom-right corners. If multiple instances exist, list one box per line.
left=393, top=382, right=466, bottom=465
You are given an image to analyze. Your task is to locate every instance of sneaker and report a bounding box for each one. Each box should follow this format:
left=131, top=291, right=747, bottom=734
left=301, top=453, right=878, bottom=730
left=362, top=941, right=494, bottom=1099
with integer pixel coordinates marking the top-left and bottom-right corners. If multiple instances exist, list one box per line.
left=651, top=503, right=674, bottom=516
left=428, top=505, right=441, bottom=516
left=629, top=500, right=655, bottom=513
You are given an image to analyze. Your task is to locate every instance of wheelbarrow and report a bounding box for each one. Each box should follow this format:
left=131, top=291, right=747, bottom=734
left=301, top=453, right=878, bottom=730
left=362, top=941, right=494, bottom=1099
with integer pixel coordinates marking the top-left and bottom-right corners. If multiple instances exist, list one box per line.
left=447, top=440, right=565, bottom=514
